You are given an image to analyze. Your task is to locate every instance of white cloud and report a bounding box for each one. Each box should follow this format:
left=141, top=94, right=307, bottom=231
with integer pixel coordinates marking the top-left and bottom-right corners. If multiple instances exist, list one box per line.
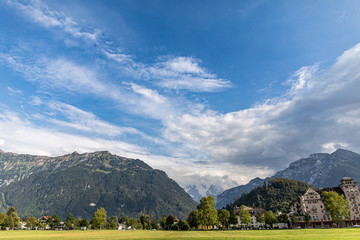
left=7, top=0, right=100, bottom=42
left=125, top=82, right=167, bottom=104
left=164, top=43, right=360, bottom=170
left=7, top=87, right=23, bottom=95
left=0, top=109, right=146, bottom=157
left=149, top=57, right=232, bottom=92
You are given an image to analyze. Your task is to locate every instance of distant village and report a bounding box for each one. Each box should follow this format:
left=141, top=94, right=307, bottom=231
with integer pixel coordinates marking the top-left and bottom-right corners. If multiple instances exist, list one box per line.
left=1, top=177, right=359, bottom=231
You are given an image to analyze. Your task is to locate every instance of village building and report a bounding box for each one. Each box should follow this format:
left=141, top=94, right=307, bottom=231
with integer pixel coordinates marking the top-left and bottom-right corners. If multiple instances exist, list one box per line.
left=290, top=177, right=360, bottom=228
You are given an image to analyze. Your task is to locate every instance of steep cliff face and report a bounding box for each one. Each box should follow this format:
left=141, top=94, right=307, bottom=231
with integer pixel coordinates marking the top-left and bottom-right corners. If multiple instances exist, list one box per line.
left=216, top=149, right=360, bottom=209
left=0, top=150, right=197, bottom=219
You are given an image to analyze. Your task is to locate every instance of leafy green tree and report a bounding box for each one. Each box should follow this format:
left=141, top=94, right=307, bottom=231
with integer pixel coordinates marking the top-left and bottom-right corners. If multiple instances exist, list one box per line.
left=218, top=209, right=230, bottom=229
left=140, top=214, right=151, bottom=229
left=6, top=207, right=16, bottom=216
left=127, top=218, right=138, bottom=228
left=80, top=218, right=89, bottom=228
left=49, top=215, right=61, bottom=227
left=119, top=216, right=129, bottom=225
left=150, top=216, right=159, bottom=230
left=187, top=210, right=199, bottom=230
left=323, top=191, right=351, bottom=226
left=135, top=221, right=143, bottom=229
left=0, top=213, right=7, bottom=227
left=166, top=215, right=175, bottom=230
left=304, top=213, right=312, bottom=228
left=264, top=210, right=278, bottom=228
left=239, top=205, right=252, bottom=227
left=197, top=196, right=218, bottom=229
left=24, top=216, right=38, bottom=229
left=229, top=213, right=238, bottom=227
left=74, top=218, right=82, bottom=229
left=91, top=207, right=107, bottom=229
left=5, top=207, right=20, bottom=229
left=277, top=213, right=289, bottom=224
left=178, top=220, right=190, bottom=230
left=290, top=215, right=299, bottom=228
left=65, top=213, right=75, bottom=229
left=107, top=216, right=119, bottom=229
left=256, top=213, right=265, bottom=225
left=160, top=215, right=167, bottom=229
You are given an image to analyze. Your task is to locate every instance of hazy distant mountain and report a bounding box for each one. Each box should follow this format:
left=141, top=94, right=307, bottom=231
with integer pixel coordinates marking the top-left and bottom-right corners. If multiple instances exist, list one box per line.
left=184, top=184, right=224, bottom=203
left=216, top=149, right=360, bottom=209
left=0, top=150, right=196, bottom=219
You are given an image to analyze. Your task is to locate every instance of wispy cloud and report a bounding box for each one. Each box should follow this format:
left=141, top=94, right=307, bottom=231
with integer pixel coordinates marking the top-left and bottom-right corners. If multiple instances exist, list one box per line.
left=149, top=57, right=232, bottom=92
left=7, top=0, right=100, bottom=42
left=0, top=109, right=146, bottom=157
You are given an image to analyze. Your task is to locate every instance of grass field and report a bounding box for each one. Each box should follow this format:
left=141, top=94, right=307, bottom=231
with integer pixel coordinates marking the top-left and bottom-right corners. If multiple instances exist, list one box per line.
left=0, top=229, right=360, bottom=240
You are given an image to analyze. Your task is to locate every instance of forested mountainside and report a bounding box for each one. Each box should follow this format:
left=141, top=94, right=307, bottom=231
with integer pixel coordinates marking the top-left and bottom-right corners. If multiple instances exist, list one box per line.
left=0, top=150, right=197, bottom=219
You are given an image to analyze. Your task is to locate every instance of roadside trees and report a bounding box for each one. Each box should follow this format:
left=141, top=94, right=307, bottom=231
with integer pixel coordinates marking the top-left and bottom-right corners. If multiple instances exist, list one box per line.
left=197, top=196, right=218, bottom=229
left=218, top=209, right=230, bottom=229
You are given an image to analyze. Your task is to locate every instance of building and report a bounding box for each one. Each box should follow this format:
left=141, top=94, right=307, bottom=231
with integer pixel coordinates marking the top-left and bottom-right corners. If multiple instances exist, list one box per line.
left=290, top=177, right=360, bottom=228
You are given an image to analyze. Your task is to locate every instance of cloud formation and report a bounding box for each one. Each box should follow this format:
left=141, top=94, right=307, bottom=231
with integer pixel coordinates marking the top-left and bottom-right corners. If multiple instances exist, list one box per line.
left=164, top=43, right=360, bottom=170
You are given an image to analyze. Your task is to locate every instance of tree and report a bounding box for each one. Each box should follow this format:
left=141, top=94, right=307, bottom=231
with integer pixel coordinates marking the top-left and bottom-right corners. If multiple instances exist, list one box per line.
left=160, top=215, right=167, bottom=230
left=218, top=209, right=230, bottom=229
left=323, top=191, right=351, bottom=226
left=178, top=220, right=190, bottom=230
left=165, top=215, right=175, bottom=230
left=80, top=218, right=89, bottom=228
left=304, top=213, right=312, bottom=228
left=5, top=207, right=20, bottom=229
left=264, top=210, right=278, bottom=228
left=91, top=207, right=107, bottom=229
left=187, top=210, right=200, bottom=230
left=256, top=213, right=265, bottom=226
left=65, top=213, right=75, bottom=229
left=119, top=216, right=129, bottom=225
left=0, top=213, right=7, bottom=227
left=277, top=213, right=289, bottom=224
left=127, top=218, right=138, bottom=228
left=239, top=205, right=252, bottom=227
left=140, top=214, right=151, bottom=229
left=229, top=213, right=238, bottom=227
left=290, top=215, right=299, bottom=228
left=49, top=215, right=61, bottom=228
left=150, top=216, right=159, bottom=230
left=24, top=216, right=38, bottom=229
left=197, top=196, right=218, bottom=229
left=107, top=216, right=119, bottom=229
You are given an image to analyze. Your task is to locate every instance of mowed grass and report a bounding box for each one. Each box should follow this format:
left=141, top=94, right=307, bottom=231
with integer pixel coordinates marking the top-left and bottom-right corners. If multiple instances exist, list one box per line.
left=0, top=228, right=360, bottom=240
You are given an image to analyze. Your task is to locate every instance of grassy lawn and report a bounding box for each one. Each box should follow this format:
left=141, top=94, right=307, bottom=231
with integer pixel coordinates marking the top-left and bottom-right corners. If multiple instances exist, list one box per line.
left=0, top=229, right=359, bottom=240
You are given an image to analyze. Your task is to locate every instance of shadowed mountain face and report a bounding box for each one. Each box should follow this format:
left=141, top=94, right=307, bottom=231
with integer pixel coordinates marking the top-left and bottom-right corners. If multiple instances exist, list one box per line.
left=0, top=150, right=196, bottom=219
left=217, top=149, right=360, bottom=209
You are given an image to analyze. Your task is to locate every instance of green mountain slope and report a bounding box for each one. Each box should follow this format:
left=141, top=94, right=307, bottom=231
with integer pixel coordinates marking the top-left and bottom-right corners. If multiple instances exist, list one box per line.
left=0, top=150, right=196, bottom=219
left=225, top=178, right=311, bottom=213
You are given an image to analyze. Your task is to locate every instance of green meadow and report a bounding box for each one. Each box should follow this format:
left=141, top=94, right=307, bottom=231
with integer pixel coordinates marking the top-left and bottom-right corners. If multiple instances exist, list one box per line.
left=0, top=229, right=360, bottom=240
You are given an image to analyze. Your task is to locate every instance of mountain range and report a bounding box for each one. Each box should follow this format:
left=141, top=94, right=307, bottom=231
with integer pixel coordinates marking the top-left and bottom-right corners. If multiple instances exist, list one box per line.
left=216, top=149, right=360, bottom=208
left=184, top=184, right=224, bottom=203
left=0, top=150, right=197, bottom=220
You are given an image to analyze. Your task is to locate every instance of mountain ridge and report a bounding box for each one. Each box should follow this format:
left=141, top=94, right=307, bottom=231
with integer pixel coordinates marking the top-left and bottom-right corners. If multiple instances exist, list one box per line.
left=217, top=149, right=360, bottom=208
left=0, top=150, right=197, bottom=219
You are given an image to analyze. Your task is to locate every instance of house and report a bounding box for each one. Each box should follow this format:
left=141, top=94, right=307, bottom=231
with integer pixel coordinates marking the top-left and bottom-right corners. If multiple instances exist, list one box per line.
left=290, top=177, right=360, bottom=228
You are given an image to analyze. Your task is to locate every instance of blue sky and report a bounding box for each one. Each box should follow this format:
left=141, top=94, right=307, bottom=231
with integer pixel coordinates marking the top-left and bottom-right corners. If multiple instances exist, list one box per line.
left=1, top=0, right=360, bottom=189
